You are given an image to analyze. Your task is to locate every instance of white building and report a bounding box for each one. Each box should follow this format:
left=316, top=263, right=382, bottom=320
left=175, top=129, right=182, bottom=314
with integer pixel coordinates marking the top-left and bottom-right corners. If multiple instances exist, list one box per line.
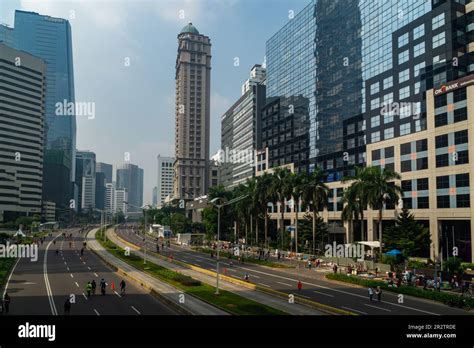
left=241, top=64, right=266, bottom=95
left=157, top=155, right=174, bottom=206
left=115, top=188, right=128, bottom=215
left=105, top=183, right=115, bottom=214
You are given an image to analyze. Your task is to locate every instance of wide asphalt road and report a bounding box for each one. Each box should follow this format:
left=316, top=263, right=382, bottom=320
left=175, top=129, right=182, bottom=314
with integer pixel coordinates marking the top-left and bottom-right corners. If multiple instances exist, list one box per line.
left=3, top=227, right=176, bottom=315
left=116, top=225, right=471, bottom=316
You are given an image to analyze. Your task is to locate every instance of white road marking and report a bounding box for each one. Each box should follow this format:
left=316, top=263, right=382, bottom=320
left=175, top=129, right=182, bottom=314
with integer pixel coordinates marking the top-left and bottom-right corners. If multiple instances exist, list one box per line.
left=82, top=293, right=88, bottom=300
left=313, top=290, right=334, bottom=298
left=64, top=261, right=67, bottom=265
left=298, top=294, right=311, bottom=299
left=93, top=309, right=100, bottom=316
left=75, top=282, right=79, bottom=288
left=257, top=282, right=271, bottom=288
left=3, top=258, right=20, bottom=298
left=365, top=304, right=392, bottom=312
left=82, top=261, right=86, bottom=265
left=131, top=306, right=141, bottom=315
left=114, top=291, right=122, bottom=298
left=22, top=282, right=36, bottom=285
left=235, top=266, right=440, bottom=315
left=277, top=281, right=293, bottom=287
left=341, top=306, right=367, bottom=315
left=70, top=274, right=74, bottom=278
left=66, top=267, right=70, bottom=271
left=87, top=266, right=92, bottom=271
left=94, top=273, right=99, bottom=277
left=44, top=236, right=59, bottom=315
left=249, top=273, right=260, bottom=279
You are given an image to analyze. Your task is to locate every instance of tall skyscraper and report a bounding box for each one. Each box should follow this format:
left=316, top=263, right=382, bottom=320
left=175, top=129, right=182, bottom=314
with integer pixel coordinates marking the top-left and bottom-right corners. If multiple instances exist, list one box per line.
left=105, top=183, right=115, bottom=214
left=1, top=10, right=77, bottom=212
left=221, top=65, right=266, bottom=187
left=96, top=162, right=113, bottom=184
left=0, top=44, right=46, bottom=221
left=116, top=163, right=143, bottom=212
left=95, top=171, right=106, bottom=210
left=157, top=155, right=174, bottom=206
left=173, top=23, right=212, bottom=200
left=75, top=151, right=96, bottom=211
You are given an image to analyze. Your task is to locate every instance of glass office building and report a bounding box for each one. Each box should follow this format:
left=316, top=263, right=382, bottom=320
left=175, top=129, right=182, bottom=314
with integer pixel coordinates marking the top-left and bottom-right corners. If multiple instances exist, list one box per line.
left=1, top=10, right=76, bottom=210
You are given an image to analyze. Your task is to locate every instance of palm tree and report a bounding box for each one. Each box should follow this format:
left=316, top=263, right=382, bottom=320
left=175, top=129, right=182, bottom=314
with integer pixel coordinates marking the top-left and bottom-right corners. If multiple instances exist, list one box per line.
left=290, top=171, right=305, bottom=254
left=341, top=184, right=363, bottom=243
left=363, top=166, right=402, bottom=253
left=301, top=167, right=329, bottom=255
left=342, top=166, right=371, bottom=242
left=270, top=168, right=293, bottom=250
left=256, top=173, right=274, bottom=248
left=245, top=177, right=259, bottom=245
left=232, top=184, right=249, bottom=241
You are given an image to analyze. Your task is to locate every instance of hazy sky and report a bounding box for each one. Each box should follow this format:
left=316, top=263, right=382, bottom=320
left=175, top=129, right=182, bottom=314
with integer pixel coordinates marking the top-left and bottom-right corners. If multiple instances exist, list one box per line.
left=1, top=0, right=307, bottom=204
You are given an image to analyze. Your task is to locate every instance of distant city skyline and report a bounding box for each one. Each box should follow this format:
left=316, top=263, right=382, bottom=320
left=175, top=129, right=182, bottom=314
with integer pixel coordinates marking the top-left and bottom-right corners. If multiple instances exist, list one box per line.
left=0, top=0, right=307, bottom=204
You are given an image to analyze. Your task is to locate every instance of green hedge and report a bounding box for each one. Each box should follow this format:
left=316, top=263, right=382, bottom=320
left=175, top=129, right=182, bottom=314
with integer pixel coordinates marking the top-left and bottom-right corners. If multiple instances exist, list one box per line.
left=326, top=273, right=474, bottom=307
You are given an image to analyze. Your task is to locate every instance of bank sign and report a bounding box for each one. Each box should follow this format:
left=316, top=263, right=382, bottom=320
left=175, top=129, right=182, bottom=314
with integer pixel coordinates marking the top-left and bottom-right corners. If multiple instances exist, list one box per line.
left=434, top=74, right=474, bottom=96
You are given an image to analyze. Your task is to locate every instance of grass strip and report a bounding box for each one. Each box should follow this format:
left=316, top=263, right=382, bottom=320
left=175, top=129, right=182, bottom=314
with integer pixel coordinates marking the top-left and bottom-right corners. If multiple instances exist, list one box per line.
left=96, top=229, right=287, bottom=315
left=0, top=258, right=16, bottom=292
left=326, top=273, right=474, bottom=307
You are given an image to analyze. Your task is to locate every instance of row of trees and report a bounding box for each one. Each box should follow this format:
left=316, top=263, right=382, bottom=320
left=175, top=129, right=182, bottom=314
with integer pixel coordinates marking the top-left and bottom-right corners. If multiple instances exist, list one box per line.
left=202, top=165, right=430, bottom=257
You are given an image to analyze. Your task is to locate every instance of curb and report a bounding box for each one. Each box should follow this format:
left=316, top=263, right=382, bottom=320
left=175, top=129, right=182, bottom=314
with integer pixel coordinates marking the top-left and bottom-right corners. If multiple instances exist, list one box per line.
left=87, top=229, right=191, bottom=315
left=114, top=231, right=354, bottom=315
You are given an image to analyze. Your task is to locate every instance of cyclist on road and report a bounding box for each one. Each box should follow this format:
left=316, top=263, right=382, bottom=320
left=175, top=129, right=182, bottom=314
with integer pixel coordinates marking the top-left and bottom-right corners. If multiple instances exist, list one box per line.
left=100, top=279, right=106, bottom=295
left=85, top=282, right=92, bottom=298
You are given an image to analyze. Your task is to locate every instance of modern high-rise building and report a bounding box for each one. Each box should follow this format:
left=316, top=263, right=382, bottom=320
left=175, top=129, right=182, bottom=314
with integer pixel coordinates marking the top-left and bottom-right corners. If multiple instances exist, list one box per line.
left=0, top=44, right=46, bottom=221
left=116, top=163, right=143, bottom=212
left=75, top=151, right=96, bottom=211
left=221, top=65, right=266, bottom=187
left=173, top=23, right=212, bottom=200
left=95, top=171, right=106, bottom=210
left=1, top=10, right=77, bottom=212
left=96, top=162, right=113, bottom=184
left=157, top=155, right=174, bottom=206
left=152, top=186, right=158, bottom=206
left=0, top=25, right=14, bottom=47
left=105, top=183, right=115, bottom=215
left=115, top=187, right=128, bottom=215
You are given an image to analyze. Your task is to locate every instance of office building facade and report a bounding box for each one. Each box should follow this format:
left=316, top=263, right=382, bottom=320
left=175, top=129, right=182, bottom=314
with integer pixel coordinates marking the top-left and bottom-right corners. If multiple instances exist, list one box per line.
left=75, top=151, right=96, bottom=211
left=105, top=183, right=115, bottom=214
left=96, top=162, right=113, bottom=184
left=116, top=163, right=143, bottom=212
left=0, top=44, right=46, bottom=221
left=95, top=171, right=106, bottom=210
left=157, top=155, right=174, bottom=206
left=221, top=66, right=266, bottom=187
left=173, top=23, right=212, bottom=200
left=1, top=10, right=77, bottom=211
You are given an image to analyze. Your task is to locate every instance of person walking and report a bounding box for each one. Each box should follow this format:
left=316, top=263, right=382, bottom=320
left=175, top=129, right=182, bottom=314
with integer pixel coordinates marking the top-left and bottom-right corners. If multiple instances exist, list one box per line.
left=3, top=293, right=10, bottom=314
left=119, top=280, right=126, bottom=295
left=368, top=287, right=374, bottom=301
left=297, top=280, right=302, bottom=291
left=91, top=280, right=97, bottom=295
left=375, top=286, right=382, bottom=302
left=64, top=299, right=71, bottom=315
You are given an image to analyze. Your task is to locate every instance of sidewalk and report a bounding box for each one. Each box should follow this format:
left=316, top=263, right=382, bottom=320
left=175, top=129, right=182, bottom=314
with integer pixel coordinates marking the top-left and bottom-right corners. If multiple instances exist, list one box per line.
left=86, top=228, right=228, bottom=315
left=108, top=229, right=325, bottom=315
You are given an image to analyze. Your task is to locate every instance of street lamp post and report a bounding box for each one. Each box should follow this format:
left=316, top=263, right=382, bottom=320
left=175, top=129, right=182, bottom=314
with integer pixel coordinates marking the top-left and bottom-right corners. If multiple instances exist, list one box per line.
left=124, top=201, right=150, bottom=265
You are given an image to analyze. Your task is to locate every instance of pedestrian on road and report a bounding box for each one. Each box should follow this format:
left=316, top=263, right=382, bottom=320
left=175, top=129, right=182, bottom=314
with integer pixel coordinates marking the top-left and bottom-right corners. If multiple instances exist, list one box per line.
left=100, top=279, right=106, bottom=295
left=85, top=282, right=92, bottom=298
left=297, top=280, right=302, bottom=291
left=333, top=264, right=338, bottom=274
left=69, top=242, right=72, bottom=248
left=156, top=244, right=160, bottom=253
left=53, top=240, right=56, bottom=245
left=91, top=280, right=97, bottom=295
left=375, top=286, right=382, bottom=302
left=80, top=248, right=84, bottom=256
left=56, top=249, right=59, bottom=255
left=277, top=251, right=281, bottom=260
left=368, top=287, right=374, bottom=301
left=64, top=299, right=71, bottom=315
left=308, top=260, right=312, bottom=270
left=3, top=293, right=10, bottom=314
left=244, top=273, right=250, bottom=282
left=120, top=280, right=126, bottom=295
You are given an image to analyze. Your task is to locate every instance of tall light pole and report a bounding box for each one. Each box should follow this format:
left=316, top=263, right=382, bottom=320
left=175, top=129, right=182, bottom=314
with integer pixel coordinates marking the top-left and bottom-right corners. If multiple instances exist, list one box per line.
left=210, top=197, right=225, bottom=295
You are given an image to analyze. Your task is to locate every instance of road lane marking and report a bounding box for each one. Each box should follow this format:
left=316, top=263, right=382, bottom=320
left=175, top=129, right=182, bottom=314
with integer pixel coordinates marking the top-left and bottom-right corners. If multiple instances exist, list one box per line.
left=257, top=282, right=271, bottom=287
left=87, top=267, right=92, bottom=271
left=3, top=257, right=20, bottom=298
left=93, top=309, right=100, bottom=316
left=44, top=236, right=59, bottom=315
left=235, top=266, right=440, bottom=315
left=70, top=274, right=74, bottom=278
left=313, top=290, right=334, bottom=298
left=94, top=273, right=99, bottom=277
left=67, top=267, right=70, bottom=271
left=82, top=293, right=88, bottom=300
left=114, top=291, right=122, bottom=298
left=249, top=273, right=260, bottom=279
left=131, top=306, right=141, bottom=315
left=298, top=294, right=311, bottom=299
left=75, top=282, right=79, bottom=287
left=365, top=304, right=392, bottom=312
left=341, top=306, right=367, bottom=315
left=64, top=261, right=67, bottom=265
left=277, top=281, right=292, bottom=287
